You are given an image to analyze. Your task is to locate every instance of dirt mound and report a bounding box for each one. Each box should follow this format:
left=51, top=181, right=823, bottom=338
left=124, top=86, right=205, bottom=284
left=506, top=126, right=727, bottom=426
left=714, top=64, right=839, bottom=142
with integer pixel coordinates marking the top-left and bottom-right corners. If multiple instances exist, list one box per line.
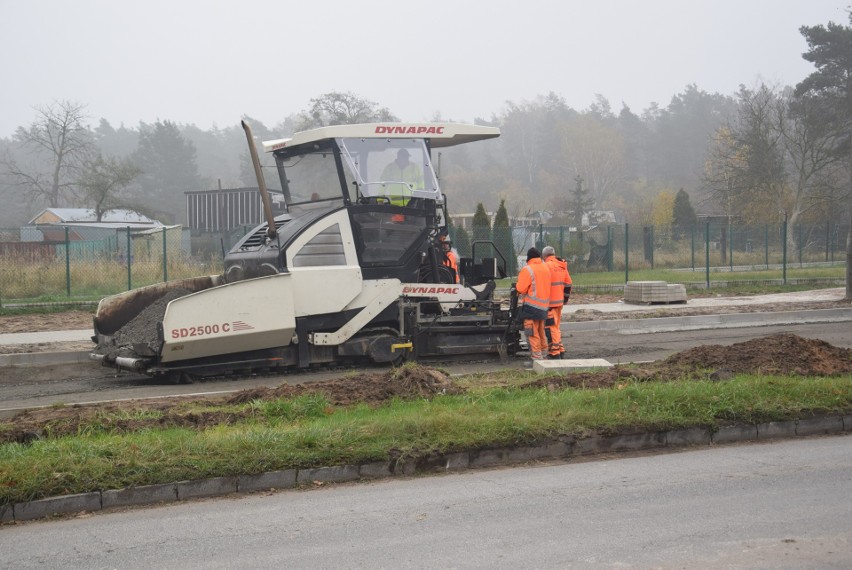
left=526, top=334, right=852, bottom=391
left=227, top=365, right=459, bottom=407
left=663, top=333, right=852, bottom=376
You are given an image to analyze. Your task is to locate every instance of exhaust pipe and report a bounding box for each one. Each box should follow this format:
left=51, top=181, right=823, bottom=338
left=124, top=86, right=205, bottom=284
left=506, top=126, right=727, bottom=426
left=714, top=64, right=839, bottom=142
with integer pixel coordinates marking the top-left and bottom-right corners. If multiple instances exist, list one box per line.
left=242, top=120, right=278, bottom=240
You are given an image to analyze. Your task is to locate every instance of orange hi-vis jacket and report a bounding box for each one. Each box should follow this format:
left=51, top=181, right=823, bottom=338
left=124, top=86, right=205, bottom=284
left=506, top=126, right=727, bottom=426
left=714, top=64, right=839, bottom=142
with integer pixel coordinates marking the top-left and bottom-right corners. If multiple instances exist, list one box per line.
left=516, top=257, right=551, bottom=311
left=443, top=250, right=459, bottom=283
left=545, top=256, right=570, bottom=308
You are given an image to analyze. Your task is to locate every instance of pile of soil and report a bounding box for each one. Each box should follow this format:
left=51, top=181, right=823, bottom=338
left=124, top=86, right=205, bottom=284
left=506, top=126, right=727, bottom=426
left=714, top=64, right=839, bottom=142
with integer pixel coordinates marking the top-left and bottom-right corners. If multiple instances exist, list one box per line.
left=518, top=333, right=852, bottom=391
left=2, top=334, right=849, bottom=445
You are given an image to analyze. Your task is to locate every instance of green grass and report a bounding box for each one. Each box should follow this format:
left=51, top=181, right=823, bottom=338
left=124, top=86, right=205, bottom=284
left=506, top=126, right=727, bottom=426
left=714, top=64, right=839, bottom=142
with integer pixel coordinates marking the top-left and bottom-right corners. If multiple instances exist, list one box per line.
left=1, top=373, right=850, bottom=505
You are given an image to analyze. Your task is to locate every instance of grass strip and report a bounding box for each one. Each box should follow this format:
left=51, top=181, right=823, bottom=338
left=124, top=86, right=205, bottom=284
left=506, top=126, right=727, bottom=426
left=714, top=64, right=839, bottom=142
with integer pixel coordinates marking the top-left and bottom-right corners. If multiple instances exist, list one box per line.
left=1, top=374, right=850, bottom=505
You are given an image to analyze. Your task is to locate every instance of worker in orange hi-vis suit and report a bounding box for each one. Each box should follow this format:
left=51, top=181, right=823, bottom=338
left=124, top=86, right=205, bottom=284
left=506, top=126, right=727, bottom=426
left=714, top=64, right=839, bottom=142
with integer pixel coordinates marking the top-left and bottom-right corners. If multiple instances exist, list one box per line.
left=542, top=245, right=572, bottom=359
left=515, top=247, right=551, bottom=361
left=440, top=235, right=459, bottom=283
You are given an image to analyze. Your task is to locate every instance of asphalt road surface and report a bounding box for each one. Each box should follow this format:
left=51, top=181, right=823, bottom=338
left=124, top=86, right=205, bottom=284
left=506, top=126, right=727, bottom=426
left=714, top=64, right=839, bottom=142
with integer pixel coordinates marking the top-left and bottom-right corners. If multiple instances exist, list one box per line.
left=1, top=436, right=850, bottom=568
left=1, top=320, right=850, bottom=414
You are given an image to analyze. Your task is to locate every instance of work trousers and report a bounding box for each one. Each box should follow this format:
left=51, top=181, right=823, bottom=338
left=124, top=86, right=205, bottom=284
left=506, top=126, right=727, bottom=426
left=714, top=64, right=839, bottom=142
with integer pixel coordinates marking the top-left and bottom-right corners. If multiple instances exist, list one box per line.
left=523, top=318, right=548, bottom=360
left=546, top=306, right=564, bottom=357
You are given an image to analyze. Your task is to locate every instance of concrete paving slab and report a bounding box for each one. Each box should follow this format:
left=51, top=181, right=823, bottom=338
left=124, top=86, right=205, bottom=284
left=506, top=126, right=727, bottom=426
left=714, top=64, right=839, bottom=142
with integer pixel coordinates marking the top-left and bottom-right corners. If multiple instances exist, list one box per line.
left=533, top=358, right=613, bottom=373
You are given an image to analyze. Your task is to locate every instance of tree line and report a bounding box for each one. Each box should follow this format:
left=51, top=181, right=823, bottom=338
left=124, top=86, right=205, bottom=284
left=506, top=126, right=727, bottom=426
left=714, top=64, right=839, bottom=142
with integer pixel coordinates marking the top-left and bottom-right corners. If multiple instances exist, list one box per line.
left=1, top=15, right=849, bottom=297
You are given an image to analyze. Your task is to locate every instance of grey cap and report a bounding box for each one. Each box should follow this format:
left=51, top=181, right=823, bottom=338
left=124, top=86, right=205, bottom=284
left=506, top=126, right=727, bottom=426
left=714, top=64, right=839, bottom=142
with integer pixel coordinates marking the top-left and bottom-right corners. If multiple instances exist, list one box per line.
left=542, top=246, right=556, bottom=258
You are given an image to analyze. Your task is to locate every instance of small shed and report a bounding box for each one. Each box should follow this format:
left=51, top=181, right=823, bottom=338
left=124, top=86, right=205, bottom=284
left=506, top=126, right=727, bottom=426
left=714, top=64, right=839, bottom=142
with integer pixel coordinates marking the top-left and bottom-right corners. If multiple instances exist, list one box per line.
left=22, top=208, right=163, bottom=242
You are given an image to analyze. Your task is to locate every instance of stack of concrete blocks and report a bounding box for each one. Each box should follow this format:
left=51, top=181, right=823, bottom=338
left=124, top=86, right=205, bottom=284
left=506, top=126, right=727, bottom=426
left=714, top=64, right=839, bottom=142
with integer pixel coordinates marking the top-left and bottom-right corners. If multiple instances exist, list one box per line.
left=623, top=281, right=687, bottom=304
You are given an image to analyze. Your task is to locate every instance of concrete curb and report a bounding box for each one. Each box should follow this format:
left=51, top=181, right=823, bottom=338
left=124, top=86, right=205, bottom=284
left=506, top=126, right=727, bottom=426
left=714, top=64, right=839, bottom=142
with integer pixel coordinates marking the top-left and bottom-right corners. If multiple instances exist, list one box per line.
left=0, top=350, right=93, bottom=368
left=4, top=415, right=849, bottom=523
left=569, top=308, right=852, bottom=334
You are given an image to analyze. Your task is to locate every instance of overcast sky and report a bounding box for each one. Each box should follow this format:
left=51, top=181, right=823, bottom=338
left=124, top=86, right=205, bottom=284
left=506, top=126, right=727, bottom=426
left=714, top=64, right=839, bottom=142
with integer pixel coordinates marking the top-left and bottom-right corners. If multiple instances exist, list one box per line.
left=0, top=0, right=848, bottom=138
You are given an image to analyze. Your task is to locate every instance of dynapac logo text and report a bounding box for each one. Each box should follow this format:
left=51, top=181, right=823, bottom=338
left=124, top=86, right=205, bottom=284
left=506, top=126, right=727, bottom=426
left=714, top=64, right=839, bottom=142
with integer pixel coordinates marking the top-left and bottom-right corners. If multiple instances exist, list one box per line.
left=402, top=286, right=460, bottom=295
left=375, top=125, right=445, bottom=135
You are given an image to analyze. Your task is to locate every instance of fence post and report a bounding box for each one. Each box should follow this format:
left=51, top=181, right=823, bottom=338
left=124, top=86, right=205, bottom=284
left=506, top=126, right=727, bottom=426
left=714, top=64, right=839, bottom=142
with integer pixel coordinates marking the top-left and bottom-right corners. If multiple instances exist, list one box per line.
left=798, top=224, right=803, bottom=267
left=781, top=216, right=788, bottom=285
left=65, top=226, right=71, bottom=297
left=558, top=226, right=564, bottom=258
left=691, top=226, right=695, bottom=271
left=607, top=225, right=613, bottom=272
left=705, top=221, right=710, bottom=289
left=825, top=221, right=830, bottom=262
left=624, top=222, right=629, bottom=283
left=650, top=225, right=655, bottom=269
left=729, top=224, right=733, bottom=272
left=764, top=224, right=769, bottom=269
left=162, top=226, right=168, bottom=282
left=126, top=226, right=132, bottom=291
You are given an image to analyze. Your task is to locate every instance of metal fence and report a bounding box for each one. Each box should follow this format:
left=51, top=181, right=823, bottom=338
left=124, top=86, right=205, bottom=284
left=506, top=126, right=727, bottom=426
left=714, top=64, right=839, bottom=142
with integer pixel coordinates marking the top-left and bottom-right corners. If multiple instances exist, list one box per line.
left=454, top=220, right=848, bottom=284
left=0, top=220, right=847, bottom=304
left=0, top=226, right=214, bottom=303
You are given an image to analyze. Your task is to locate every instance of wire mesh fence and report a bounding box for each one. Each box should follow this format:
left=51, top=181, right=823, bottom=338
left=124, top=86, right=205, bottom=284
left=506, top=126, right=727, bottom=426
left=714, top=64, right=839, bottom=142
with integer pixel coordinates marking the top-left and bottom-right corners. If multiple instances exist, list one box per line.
left=0, top=220, right=847, bottom=304
left=456, top=220, right=848, bottom=286
left=0, top=226, right=222, bottom=304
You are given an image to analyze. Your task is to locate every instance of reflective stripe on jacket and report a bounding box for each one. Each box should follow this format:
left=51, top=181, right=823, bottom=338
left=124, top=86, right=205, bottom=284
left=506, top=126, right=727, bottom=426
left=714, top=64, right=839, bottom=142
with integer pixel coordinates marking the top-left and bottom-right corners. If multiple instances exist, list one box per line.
left=545, top=256, right=569, bottom=308
left=516, top=257, right=551, bottom=311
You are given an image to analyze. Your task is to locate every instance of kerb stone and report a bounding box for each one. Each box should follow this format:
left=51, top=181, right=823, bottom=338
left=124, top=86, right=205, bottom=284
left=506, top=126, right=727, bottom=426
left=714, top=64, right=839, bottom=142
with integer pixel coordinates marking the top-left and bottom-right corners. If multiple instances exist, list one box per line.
left=796, top=416, right=844, bottom=436
left=359, top=461, right=393, bottom=479
left=102, top=483, right=177, bottom=509
left=297, top=465, right=359, bottom=485
left=415, top=452, right=470, bottom=473
left=712, top=424, right=757, bottom=444
left=757, top=421, right=797, bottom=440
left=666, top=427, right=711, bottom=447
left=177, top=477, right=238, bottom=500
left=238, top=470, right=297, bottom=493
left=14, top=492, right=101, bottom=521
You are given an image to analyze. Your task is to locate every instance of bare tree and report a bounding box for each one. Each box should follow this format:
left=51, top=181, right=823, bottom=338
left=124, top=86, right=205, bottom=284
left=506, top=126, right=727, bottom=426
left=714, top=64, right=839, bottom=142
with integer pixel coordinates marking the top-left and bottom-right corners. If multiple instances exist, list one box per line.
left=1, top=100, right=93, bottom=207
left=297, top=92, right=397, bottom=130
left=77, top=154, right=142, bottom=221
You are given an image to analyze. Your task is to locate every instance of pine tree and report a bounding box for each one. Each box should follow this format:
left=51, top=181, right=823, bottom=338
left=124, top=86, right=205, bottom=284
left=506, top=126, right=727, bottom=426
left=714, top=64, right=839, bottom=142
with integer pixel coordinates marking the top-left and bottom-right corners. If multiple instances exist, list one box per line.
left=493, top=199, right=516, bottom=274
left=472, top=203, right=491, bottom=242
left=453, top=225, right=472, bottom=258
left=672, top=188, right=697, bottom=240
left=471, top=203, right=492, bottom=262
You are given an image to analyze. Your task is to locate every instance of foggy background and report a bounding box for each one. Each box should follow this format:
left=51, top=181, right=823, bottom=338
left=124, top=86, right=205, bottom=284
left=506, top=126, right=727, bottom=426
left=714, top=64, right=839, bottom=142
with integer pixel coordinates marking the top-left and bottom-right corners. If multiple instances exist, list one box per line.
left=0, top=0, right=849, bottom=249
left=0, top=0, right=843, bottom=136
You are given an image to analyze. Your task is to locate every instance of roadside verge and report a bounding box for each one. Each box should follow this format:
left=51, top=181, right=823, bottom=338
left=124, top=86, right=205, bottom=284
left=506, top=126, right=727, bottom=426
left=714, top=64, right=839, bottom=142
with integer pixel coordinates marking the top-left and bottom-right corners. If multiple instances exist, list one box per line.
left=3, top=415, right=849, bottom=523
